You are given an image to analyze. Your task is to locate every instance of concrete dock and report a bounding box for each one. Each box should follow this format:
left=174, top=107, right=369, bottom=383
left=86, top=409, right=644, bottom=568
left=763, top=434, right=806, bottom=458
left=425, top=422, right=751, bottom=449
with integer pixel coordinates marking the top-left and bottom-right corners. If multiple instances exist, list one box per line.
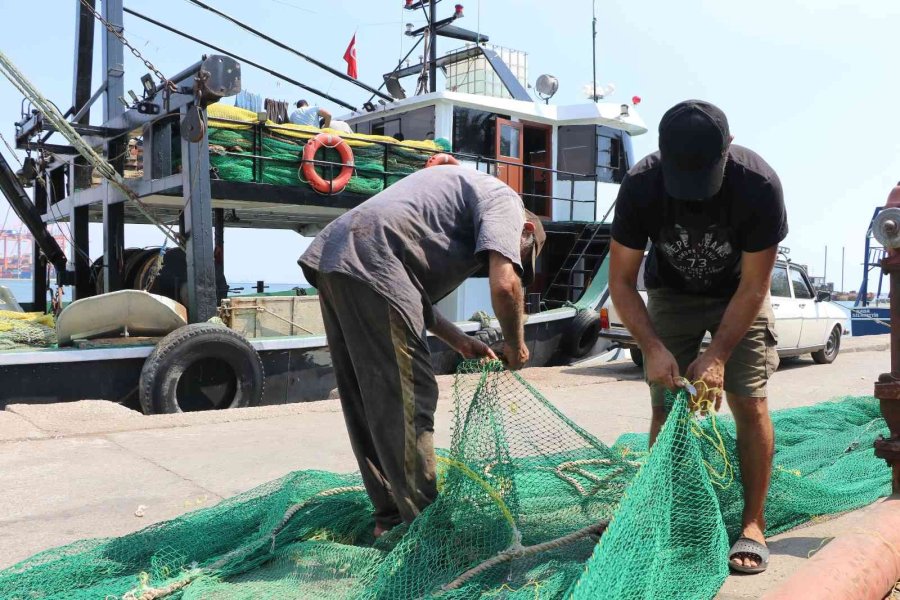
left=0, top=334, right=892, bottom=598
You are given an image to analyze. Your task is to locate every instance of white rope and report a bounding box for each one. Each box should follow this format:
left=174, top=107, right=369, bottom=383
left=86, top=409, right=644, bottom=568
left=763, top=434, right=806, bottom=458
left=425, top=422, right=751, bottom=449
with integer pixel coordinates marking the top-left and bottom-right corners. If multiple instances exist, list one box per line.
left=0, top=49, right=183, bottom=248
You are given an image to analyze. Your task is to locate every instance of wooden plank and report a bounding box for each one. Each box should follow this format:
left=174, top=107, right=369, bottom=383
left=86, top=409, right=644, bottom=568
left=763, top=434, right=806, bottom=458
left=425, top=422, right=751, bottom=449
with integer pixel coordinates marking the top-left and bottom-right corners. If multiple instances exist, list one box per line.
left=74, top=336, right=160, bottom=349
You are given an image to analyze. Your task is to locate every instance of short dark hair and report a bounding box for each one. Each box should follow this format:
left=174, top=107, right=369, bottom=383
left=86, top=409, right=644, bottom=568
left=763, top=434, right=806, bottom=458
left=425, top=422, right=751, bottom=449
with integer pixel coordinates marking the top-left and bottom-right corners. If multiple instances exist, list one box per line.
left=296, top=99, right=308, bottom=108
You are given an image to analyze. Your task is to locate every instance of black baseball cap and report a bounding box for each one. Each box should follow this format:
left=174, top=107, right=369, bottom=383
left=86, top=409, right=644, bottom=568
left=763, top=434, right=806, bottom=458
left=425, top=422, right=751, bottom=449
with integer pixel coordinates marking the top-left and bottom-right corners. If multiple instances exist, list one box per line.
left=658, top=100, right=731, bottom=200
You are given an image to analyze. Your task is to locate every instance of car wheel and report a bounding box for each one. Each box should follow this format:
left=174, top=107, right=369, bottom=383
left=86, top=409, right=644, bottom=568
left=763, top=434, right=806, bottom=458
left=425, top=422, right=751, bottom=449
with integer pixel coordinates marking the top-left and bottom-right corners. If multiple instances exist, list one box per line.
left=811, top=325, right=841, bottom=365
left=631, top=347, right=644, bottom=368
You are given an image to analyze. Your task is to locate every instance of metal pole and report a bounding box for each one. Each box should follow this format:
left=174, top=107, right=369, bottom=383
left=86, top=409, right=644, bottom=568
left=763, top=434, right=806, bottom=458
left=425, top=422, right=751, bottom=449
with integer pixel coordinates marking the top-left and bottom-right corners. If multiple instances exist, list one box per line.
left=428, top=0, right=437, bottom=93
left=592, top=0, right=597, bottom=102
left=101, top=0, right=124, bottom=124
left=102, top=0, right=126, bottom=295
left=32, top=175, right=48, bottom=310
left=842, top=246, right=845, bottom=293
left=72, top=0, right=96, bottom=190
left=180, top=104, right=217, bottom=322
left=824, top=245, right=828, bottom=284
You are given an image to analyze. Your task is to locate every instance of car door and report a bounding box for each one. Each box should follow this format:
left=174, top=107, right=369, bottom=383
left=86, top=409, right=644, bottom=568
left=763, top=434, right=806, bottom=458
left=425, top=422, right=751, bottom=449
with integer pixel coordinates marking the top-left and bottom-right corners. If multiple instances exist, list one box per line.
left=770, top=263, right=801, bottom=349
left=789, top=265, right=826, bottom=348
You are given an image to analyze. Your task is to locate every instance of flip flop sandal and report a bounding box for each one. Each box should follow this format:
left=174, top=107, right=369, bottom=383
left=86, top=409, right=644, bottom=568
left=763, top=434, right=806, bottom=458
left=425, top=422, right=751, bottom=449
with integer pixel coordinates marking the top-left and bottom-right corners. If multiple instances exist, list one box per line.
left=728, top=537, right=769, bottom=574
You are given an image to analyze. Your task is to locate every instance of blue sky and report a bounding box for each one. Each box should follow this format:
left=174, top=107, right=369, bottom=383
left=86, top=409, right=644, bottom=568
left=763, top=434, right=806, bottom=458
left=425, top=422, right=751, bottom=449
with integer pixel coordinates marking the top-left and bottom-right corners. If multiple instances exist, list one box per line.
left=0, top=0, right=897, bottom=291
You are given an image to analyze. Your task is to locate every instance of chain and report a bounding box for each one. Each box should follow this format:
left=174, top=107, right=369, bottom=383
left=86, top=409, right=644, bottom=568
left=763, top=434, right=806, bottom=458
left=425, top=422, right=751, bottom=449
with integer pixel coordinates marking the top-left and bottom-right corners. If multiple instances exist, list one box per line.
left=79, top=0, right=170, bottom=87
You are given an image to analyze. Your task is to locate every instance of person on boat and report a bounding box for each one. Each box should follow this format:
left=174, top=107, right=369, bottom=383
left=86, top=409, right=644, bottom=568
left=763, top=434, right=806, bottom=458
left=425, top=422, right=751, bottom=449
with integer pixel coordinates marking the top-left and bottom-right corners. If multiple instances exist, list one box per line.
left=608, top=100, right=787, bottom=575
left=289, top=99, right=332, bottom=129
left=298, top=166, right=545, bottom=538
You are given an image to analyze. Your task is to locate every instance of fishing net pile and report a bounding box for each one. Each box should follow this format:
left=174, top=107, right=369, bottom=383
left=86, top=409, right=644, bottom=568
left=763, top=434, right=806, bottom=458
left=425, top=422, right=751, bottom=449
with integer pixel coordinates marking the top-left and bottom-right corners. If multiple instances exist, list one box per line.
left=0, top=310, right=56, bottom=349
left=205, top=103, right=450, bottom=197
left=0, top=362, right=891, bottom=599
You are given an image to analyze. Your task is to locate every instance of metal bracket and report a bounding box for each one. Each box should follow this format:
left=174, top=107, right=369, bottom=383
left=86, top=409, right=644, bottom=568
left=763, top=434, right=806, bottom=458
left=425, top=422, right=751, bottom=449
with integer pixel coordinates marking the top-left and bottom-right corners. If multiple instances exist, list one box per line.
left=136, top=101, right=161, bottom=115
left=874, top=435, right=900, bottom=464
left=876, top=376, right=900, bottom=401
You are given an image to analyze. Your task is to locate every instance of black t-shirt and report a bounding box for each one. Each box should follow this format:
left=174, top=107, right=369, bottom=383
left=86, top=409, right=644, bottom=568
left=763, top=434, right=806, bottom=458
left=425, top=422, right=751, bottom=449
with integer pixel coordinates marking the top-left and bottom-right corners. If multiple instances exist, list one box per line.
left=611, top=144, right=788, bottom=297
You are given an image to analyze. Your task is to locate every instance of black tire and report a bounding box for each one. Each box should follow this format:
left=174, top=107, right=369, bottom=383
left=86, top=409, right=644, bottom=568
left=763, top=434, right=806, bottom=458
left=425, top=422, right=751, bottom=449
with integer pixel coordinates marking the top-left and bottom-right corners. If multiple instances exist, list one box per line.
left=631, top=347, right=644, bottom=368
left=812, top=325, right=841, bottom=365
left=139, top=323, right=264, bottom=414
left=562, top=309, right=601, bottom=359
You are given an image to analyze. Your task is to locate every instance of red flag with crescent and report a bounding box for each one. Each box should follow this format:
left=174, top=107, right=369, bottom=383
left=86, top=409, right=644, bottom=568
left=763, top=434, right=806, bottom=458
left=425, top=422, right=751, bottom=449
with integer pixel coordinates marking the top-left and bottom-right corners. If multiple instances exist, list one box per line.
left=344, top=34, right=358, bottom=79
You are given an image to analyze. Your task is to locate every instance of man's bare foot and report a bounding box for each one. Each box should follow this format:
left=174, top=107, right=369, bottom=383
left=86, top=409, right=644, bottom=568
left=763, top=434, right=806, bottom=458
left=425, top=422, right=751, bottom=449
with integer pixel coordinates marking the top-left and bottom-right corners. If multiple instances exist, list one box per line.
left=373, top=524, right=390, bottom=539
left=730, top=523, right=767, bottom=570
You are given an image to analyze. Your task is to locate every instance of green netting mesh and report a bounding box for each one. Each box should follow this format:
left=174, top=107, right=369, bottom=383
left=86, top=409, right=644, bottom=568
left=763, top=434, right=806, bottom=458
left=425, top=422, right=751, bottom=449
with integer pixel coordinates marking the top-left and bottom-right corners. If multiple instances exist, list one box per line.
left=208, top=126, right=438, bottom=197
left=0, top=362, right=891, bottom=599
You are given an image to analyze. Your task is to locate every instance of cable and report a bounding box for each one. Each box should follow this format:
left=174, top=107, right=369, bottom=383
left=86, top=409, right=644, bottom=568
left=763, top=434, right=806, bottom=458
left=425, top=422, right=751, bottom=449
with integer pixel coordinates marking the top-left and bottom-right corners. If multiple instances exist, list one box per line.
left=0, top=131, right=22, bottom=166
left=180, top=0, right=392, bottom=101
left=262, top=0, right=318, bottom=14
left=124, top=7, right=357, bottom=112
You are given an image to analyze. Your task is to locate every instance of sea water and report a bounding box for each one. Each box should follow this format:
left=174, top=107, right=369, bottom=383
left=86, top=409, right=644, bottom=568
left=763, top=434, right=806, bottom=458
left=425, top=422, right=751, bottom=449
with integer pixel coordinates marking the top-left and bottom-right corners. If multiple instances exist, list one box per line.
left=0, top=279, right=308, bottom=305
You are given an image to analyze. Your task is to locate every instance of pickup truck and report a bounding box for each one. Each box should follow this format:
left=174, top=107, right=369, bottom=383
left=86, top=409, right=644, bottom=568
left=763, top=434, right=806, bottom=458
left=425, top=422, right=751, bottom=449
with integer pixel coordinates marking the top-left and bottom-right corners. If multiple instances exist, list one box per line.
left=599, top=258, right=849, bottom=368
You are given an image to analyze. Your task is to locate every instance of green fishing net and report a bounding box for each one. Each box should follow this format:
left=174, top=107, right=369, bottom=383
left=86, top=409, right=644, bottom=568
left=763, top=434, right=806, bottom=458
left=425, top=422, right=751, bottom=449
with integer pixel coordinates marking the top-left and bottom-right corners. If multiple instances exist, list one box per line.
left=0, top=361, right=891, bottom=599
left=208, top=126, right=437, bottom=197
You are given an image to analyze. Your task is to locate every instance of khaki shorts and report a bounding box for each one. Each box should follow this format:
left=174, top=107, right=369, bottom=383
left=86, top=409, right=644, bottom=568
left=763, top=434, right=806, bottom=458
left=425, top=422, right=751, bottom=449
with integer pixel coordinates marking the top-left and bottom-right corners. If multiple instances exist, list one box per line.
left=645, top=289, right=779, bottom=406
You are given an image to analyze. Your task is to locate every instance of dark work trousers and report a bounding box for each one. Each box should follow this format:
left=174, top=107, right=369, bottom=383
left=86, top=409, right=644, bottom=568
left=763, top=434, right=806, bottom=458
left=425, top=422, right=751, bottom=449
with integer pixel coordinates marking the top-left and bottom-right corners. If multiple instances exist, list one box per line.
left=316, top=271, right=439, bottom=529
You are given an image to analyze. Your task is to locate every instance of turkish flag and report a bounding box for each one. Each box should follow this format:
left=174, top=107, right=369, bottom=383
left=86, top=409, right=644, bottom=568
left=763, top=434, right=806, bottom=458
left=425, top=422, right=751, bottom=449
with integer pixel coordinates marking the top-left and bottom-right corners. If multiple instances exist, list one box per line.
left=343, top=34, right=358, bottom=79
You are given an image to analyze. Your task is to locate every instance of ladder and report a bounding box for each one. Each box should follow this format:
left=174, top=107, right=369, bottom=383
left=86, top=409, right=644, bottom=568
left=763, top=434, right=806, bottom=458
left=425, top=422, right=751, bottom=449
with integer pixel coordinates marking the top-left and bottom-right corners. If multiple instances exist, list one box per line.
left=542, top=223, right=610, bottom=308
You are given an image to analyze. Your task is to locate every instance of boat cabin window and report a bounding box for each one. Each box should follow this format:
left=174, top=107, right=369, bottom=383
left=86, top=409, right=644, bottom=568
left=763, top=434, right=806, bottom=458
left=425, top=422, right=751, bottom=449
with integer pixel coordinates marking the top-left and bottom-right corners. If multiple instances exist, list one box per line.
left=452, top=107, right=509, bottom=157
left=353, top=106, right=435, bottom=140
left=372, top=119, right=400, bottom=138
left=557, top=125, right=628, bottom=183
left=557, top=126, right=594, bottom=179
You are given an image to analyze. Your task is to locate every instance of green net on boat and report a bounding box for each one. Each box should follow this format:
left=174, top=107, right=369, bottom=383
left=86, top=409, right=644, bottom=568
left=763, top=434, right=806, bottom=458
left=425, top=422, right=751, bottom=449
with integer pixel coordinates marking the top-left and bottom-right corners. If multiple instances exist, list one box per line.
left=206, top=103, right=448, bottom=198
left=0, top=362, right=891, bottom=599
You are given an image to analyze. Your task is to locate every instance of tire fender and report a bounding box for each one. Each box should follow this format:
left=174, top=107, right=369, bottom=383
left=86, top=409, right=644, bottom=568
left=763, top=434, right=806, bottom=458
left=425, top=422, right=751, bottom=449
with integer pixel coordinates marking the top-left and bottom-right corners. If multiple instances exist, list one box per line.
left=562, top=309, right=601, bottom=359
left=139, top=323, right=264, bottom=414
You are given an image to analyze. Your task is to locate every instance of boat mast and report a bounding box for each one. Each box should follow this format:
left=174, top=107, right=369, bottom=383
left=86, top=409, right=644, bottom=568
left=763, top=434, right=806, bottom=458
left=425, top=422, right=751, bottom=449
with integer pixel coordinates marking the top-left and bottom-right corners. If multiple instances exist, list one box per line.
left=429, top=0, right=438, bottom=93
left=592, top=0, right=598, bottom=102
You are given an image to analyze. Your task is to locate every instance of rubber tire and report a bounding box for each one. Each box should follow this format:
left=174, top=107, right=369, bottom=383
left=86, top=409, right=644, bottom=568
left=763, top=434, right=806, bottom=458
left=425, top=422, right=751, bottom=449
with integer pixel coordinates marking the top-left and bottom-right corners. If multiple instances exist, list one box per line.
left=811, top=325, right=841, bottom=365
left=630, top=347, right=644, bottom=368
left=562, top=309, right=601, bottom=359
left=139, top=323, right=264, bottom=414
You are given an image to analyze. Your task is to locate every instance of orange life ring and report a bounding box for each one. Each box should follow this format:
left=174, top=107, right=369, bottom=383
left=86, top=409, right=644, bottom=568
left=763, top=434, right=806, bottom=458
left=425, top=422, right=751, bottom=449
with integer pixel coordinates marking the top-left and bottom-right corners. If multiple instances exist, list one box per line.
left=425, top=153, right=460, bottom=168
left=301, top=133, right=354, bottom=195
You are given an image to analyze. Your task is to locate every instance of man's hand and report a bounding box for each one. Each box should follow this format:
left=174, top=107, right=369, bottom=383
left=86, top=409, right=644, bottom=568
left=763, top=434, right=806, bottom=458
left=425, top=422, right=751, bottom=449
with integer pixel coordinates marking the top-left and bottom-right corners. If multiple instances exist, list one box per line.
left=685, top=352, right=725, bottom=411
left=458, top=337, right=498, bottom=361
left=645, top=345, right=684, bottom=391
left=501, top=341, right=529, bottom=370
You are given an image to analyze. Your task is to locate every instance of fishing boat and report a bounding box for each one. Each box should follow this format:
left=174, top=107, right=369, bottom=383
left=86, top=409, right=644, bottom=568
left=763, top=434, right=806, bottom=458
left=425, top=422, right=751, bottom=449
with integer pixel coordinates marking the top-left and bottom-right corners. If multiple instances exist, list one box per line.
left=0, top=1, right=645, bottom=411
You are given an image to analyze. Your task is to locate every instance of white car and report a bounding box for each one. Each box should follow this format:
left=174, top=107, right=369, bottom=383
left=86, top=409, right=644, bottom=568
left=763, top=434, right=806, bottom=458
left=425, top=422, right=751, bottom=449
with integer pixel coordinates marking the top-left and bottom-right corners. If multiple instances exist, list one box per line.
left=600, top=259, right=849, bottom=367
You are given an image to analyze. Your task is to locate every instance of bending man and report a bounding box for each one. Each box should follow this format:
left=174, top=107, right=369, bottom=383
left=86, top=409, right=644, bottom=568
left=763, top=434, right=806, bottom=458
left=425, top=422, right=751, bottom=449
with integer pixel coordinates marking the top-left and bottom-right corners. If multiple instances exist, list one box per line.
left=299, top=166, right=545, bottom=537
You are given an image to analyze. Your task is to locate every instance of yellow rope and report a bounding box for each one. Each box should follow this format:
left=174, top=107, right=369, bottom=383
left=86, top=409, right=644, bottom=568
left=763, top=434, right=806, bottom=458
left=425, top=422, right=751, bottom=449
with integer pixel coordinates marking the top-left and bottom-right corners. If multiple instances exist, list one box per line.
left=678, top=378, right=734, bottom=489
left=436, top=456, right=518, bottom=536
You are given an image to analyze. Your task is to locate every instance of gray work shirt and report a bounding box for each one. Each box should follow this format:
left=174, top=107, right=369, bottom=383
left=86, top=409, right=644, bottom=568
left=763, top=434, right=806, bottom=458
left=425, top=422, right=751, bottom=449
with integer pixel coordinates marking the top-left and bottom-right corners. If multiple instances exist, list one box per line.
left=299, top=166, right=525, bottom=338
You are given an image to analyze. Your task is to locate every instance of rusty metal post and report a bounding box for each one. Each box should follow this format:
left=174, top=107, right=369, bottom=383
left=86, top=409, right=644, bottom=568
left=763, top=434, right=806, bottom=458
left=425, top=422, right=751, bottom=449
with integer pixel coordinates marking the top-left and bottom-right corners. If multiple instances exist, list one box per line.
left=874, top=183, right=900, bottom=492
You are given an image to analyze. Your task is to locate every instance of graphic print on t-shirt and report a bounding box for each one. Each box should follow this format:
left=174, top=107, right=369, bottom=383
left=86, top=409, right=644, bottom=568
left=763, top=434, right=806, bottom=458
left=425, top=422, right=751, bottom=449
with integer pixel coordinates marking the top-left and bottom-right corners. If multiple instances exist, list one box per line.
left=658, top=222, right=735, bottom=293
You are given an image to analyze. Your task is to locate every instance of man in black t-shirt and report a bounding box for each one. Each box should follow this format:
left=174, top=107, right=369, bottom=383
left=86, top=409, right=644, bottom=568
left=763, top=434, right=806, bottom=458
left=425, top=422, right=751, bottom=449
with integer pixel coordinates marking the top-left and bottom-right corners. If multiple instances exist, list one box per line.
left=609, top=100, right=788, bottom=574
